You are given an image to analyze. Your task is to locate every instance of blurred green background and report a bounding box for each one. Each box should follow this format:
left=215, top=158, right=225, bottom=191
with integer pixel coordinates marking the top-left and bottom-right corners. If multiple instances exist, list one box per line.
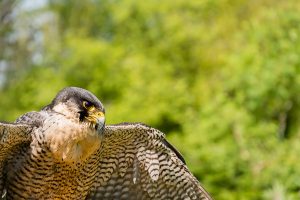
left=1, top=0, right=300, bottom=199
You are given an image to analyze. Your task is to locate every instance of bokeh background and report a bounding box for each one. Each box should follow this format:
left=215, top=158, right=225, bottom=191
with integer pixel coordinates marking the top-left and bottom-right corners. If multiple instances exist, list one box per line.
left=1, top=0, right=300, bottom=199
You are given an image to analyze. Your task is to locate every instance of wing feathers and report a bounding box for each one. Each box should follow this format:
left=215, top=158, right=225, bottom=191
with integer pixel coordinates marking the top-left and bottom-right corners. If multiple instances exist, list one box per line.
left=86, top=123, right=212, bottom=200
left=0, top=122, right=34, bottom=198
left=0, top=122, right=33, bottom=143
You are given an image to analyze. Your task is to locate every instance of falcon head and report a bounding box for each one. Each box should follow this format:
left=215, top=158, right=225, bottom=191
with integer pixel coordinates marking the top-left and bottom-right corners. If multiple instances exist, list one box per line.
left=42, top=87, right=105, bottom=163
left=48, top=87, right=105, bottom=132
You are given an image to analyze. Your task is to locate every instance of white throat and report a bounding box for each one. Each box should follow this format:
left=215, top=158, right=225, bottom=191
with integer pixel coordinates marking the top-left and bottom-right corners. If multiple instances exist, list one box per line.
left=32, top=112, right=101, bottom=164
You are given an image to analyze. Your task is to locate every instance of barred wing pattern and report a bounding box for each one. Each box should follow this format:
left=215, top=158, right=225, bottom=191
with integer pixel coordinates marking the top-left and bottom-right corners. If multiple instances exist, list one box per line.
left=0, top=122, right=33, bottom=198
left=86, top=123, right=212, bottom=200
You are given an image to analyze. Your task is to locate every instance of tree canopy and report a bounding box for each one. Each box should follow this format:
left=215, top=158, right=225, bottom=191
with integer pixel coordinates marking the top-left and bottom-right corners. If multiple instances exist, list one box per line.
left=1, top=0, right=300, bottom=199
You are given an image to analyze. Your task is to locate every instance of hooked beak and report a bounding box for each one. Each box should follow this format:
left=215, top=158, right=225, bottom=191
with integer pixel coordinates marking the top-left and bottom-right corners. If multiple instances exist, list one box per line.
left=85, top=110, right=105, bottom=132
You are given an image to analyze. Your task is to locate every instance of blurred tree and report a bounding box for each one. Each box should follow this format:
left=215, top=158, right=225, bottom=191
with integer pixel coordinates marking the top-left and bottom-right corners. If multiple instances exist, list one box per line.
left=1, top=0, right=300, bottom=199
left=0, top=0, right=51, bottom=88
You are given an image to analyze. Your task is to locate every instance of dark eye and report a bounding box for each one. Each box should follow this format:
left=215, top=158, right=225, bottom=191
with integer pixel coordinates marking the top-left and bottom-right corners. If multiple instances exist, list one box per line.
left=83, top=101, right=92, bottom=109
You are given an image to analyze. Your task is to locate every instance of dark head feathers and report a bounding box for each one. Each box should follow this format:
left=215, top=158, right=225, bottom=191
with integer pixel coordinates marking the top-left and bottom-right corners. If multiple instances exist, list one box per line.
left=45, top=87, right=104, bottom=111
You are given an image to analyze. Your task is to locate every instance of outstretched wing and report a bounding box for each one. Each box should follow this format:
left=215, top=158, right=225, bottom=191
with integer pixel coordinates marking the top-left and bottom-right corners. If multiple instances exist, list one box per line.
left=0, top=122, right=34, bottom=198
left=86, top=123, right=212, bottom=200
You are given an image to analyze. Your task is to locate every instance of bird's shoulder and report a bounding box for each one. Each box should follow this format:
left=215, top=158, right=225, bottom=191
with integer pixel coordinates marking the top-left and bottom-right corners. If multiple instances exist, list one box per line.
left=104, top=122, right=186, bottom=163
left=0, top=110, right=45, bottom=144
left=104, top=122, right=164, bottom=139
left=15, top=111, right=48, bottom=126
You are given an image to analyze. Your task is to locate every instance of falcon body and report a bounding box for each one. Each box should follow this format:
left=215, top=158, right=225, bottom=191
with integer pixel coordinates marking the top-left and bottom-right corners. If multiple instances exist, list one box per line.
left=0, top=87, right=212, bottom=200
left=4, top=111, right=100, bottom=199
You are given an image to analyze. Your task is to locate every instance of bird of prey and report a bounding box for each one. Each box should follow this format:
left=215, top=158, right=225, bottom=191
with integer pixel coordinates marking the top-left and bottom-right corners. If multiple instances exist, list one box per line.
left=0, top=87, right=212, bottom=200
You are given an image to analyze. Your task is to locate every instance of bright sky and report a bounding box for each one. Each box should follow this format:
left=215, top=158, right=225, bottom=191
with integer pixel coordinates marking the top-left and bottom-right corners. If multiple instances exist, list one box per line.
left=20, top=0, right=47, bottom=11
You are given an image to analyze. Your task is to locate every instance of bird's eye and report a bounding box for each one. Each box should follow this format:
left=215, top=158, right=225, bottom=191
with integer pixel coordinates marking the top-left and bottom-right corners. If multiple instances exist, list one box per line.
left=83, top=101, right=92, bottom=109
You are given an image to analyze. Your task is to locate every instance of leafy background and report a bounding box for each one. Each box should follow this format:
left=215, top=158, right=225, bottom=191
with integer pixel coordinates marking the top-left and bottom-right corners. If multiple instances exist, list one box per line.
left=1, top=0, right=300, bottom=199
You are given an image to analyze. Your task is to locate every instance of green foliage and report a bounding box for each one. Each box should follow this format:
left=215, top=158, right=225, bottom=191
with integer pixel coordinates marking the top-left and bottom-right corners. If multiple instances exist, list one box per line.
left=1, top=0, right=300, bottom=199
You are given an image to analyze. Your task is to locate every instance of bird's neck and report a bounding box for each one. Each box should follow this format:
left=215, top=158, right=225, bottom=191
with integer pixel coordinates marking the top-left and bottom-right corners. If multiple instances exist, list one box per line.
left=31, top=119, right=101, bottom=164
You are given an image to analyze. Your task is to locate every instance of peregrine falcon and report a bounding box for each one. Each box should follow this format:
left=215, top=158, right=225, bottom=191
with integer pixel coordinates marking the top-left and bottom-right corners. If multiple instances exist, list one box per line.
left=0, top=87, right=212, bottom=200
